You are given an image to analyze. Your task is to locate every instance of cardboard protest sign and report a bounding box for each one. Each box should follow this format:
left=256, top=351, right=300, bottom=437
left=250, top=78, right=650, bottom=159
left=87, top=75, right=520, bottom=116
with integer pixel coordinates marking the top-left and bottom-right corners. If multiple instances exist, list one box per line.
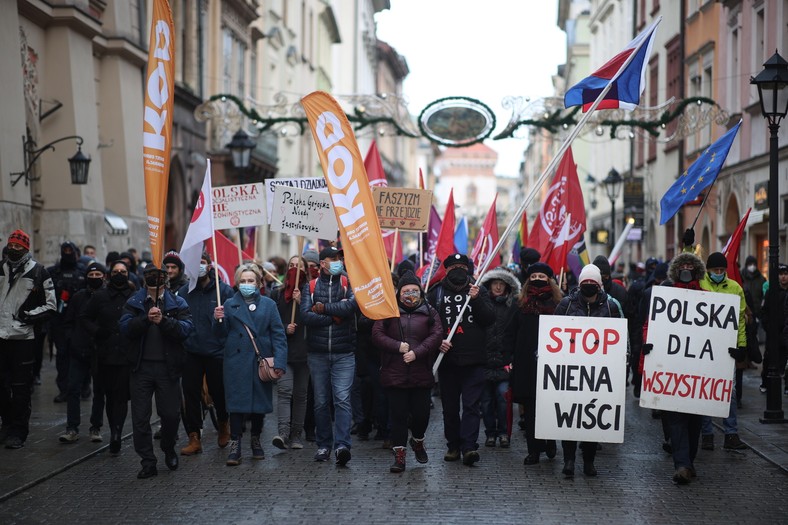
left=212, top=183, right=265, bottom=230
left=265, top=177, right=328, bottom=223
left=269, top=185, right=338, bottom=240
left=372, top=187, right=432, bottom=231
left=640, top=286, right=739, bottom=417
left=535, top=315, right=628, bottom=443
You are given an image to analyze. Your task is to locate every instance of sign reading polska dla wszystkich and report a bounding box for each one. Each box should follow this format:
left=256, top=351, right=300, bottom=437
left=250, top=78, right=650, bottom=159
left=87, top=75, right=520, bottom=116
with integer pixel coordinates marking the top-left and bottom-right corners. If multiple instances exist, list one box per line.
left=640, top=286, right=739, bottom=417
left=535, top=316, right=628, bottom=443
left=269, top=185, right=338, bottom=240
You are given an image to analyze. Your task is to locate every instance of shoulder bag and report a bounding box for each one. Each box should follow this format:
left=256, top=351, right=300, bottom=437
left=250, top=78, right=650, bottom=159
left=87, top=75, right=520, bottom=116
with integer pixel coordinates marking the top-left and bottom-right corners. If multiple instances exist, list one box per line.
left=242, top=323, right=277, bottom=382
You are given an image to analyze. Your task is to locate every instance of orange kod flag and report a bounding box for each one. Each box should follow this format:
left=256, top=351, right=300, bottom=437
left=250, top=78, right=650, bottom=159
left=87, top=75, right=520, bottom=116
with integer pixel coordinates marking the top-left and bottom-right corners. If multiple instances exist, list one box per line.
left=142, top=0, right=176, bottom=265
left=301, top=91, right=399, bottom=320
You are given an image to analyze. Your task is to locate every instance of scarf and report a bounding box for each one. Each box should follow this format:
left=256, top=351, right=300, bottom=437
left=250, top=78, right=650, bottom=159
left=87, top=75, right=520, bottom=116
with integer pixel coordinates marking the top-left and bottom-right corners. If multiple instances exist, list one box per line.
left=674, top=280, right=701, bottom=291
left=520, top=286, right=557, bottom=315
left=284, top=267, right=307, bottom=303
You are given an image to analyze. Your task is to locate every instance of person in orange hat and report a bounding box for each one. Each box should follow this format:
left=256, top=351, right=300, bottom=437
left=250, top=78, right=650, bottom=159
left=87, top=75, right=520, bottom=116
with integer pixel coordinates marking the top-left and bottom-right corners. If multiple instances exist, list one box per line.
left=0, top=230, right=57, bottom=449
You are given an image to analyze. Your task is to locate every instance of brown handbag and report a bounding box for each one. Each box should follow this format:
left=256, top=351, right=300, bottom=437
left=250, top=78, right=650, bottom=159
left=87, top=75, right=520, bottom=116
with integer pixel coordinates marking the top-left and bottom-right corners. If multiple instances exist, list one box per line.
left=242, top=323, right=277, bottom=382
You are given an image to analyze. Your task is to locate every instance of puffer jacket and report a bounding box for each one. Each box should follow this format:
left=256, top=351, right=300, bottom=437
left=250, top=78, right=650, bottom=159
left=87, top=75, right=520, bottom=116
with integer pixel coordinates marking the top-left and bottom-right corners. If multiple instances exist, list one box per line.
left=554, top=287, right=622, bottom=319
left=0, top=255, right=56, bottom=340
left=299, top=272, right=357, bottom=353
left=81, top=282, right=135, bottom=366
left=372, top=302, right=443, bottom=389
left=479, top=268, right=521, bottom=382
left=178, top=275, right=234, bottom=358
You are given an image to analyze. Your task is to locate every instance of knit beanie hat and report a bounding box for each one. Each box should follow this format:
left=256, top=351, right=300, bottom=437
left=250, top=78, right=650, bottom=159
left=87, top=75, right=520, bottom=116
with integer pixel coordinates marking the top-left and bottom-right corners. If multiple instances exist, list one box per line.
left=162, top=250, right=184, bottom=271
left=592, top=255, right=612, bottom=275
left=302, top=249, right=319, bottom=265
left=397, top=270, right=422, bottom=293
left=525, top=262, right=554, bottom=279
left=86, top=261, right=107, bottom=275
left=8, top=229, right=30, bottom=251
left=578, top=264, right=603, bottom=286
left=519, top=247, right=541, bottom=267
left=706, top=252, right=727, bottom=270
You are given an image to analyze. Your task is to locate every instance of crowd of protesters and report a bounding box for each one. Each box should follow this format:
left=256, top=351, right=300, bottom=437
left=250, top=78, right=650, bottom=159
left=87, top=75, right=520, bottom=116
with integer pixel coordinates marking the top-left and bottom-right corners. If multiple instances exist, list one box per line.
left=0, top=225, right=782, bottom=484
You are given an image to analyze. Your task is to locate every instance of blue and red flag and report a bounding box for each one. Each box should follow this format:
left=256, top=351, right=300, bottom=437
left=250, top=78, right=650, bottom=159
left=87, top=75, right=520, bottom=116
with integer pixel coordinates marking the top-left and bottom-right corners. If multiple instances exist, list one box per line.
left=564, top=18, right=660, bottom=112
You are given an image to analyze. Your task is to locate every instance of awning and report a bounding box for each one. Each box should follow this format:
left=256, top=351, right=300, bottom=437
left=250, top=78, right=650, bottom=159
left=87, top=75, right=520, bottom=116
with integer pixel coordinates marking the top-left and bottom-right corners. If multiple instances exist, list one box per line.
left=105, top=209, right=129, bottom=235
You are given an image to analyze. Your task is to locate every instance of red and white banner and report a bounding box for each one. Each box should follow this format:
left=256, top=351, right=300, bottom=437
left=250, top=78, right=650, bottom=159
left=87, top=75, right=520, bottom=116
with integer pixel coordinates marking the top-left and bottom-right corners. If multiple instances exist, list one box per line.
left=206, top=230, right=252, bottom=285
left=180, top=161, right=214, bottom=292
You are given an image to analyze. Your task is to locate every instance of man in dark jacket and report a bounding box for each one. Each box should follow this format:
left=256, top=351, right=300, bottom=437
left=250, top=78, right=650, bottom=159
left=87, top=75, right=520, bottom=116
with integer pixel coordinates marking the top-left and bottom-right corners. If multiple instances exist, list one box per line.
left=760, top=263, right=788, bottom=393
left=300, top=246, right=358, bottom=465
left=178, top=252, right=234, bottom=456
left=163, top=250, right=188, bottom=294
left=429, top=253, right=495, bottom=466
left=120, top=265, right=193, bottom=479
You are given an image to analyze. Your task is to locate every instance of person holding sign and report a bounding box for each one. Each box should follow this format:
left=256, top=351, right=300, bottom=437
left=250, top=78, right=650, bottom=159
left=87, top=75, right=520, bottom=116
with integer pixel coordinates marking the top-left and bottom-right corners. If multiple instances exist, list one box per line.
left=505, top=262, right=562, bottom=465
left=553, top=264, right=623, bottom=478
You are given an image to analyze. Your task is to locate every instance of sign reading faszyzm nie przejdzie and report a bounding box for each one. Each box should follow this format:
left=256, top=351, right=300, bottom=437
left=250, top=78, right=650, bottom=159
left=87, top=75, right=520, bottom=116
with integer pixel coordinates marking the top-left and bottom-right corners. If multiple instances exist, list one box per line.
left=372, top=187, right=432, bottom=232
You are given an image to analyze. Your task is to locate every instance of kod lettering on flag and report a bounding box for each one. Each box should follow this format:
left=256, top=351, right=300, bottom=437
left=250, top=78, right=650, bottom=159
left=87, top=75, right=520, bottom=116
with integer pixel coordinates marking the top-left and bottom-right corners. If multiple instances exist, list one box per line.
left=535, top=315, right=628, bottom=443
left=640, top=286, right=739, bottom=417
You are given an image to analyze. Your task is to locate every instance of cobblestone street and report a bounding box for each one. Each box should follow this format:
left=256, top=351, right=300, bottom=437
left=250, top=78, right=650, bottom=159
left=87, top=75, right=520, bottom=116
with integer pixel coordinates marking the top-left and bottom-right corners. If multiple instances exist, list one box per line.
left=1, top=360, right=787, bottom=524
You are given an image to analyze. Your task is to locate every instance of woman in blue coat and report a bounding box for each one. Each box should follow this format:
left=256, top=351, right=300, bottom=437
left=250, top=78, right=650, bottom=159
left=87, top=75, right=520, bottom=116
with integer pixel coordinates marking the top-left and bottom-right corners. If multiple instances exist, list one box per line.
left=213, top=263, right=287, bottom=466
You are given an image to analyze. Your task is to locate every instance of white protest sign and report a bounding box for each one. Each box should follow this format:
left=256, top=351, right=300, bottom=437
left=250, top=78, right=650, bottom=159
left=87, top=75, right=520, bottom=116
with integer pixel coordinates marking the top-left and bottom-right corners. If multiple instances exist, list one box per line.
left=269, top=185, right=338, bottom=240
left=265, top=177, right=327, bottom=223
left=535, top=315, right=628, bottom=443
left=212, top=183, right=265, bottom=230
left=639, top=286, right=739, bottom=417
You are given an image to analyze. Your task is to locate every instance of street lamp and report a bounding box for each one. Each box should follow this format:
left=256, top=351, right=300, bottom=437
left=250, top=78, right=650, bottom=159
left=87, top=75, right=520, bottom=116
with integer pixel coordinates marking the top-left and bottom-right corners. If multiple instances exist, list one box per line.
left=601, top=168, right=624, bottom=247
left=225, top=129, right=256, bottom=170
left=751, top=50, right=788, bottom=423
left=10, top=132, right=91, bottom=187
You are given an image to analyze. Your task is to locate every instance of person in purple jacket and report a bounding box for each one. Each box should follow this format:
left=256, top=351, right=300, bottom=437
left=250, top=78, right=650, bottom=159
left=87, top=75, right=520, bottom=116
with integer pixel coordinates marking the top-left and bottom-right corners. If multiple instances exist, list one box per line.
left=372, top=270, right=443, bottom=473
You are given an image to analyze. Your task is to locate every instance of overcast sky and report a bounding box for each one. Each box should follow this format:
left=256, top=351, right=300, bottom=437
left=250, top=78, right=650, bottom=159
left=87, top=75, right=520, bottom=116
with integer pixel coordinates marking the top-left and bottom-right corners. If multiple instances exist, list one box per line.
left=375, top=0, right=567, bottom=177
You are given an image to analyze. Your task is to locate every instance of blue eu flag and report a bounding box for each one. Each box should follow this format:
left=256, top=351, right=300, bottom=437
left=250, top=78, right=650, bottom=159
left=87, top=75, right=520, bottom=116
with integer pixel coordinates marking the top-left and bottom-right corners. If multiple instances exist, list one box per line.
left=660, top=121, right=741, bottom=225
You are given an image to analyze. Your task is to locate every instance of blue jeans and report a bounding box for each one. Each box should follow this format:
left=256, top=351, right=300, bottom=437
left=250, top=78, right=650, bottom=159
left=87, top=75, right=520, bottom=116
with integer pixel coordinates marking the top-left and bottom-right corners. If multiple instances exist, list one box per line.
left=701, top=384, right=737, bottom=435
left=307, top=352, right=355, bottom=450
left=480, top=380, right=508, bottom=438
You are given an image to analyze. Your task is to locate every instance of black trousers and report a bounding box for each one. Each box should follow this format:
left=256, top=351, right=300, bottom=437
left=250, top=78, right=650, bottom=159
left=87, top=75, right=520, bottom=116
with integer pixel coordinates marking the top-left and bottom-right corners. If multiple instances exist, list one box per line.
left=130, top=361, right=181, bottom=468
left=562, top=440, right=597, bottom=463
left=96, top=363, right=130, bottom=435
left=181, top=353, right=228, bottom=435
left=0, top=338, right=35, bottom=441
left=66, top=354, right=103, bottom=432
left=387, top=387, right=431, bottom=448
left=438, top=364, right=485, bottom=453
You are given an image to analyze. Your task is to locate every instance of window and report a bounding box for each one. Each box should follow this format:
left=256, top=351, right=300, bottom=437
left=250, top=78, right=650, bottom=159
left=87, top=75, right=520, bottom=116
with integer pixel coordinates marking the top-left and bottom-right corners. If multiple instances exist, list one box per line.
left=729, top=28, right=739, bottom=109
left=236, top=41, right=246, bottom=97
left=686, top=57, right=701, bottom=152
left=755, top=7, right=765, bottom=65
left=665, top=36, right=681, bottom=141
left=701, top=51, right=713, bottom=146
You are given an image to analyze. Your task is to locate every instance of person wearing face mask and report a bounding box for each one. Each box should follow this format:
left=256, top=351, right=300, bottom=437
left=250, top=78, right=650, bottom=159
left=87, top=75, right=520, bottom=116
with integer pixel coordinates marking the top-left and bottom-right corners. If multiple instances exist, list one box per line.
left=741, top=255, right=765, bottom=322
left=81, top=260, right=136, bottom=454
left=427, top=253, right=495, bottom=467
left=300, top=246, right=358, bottom=465
left=58, top=262, right=107, bottom=444
left=120, top=265, right=193, bottom=479
left=177, top=252, right=234, bottom=456
left=506, top=262, right=562, bottom=465
left=0, top=230, right=56, bottom=449
left=302, top=249, right=321, bottom=280
left=371, top=270, right=442, bottom=473
left=553, top=263, right=623, bottom=478
left=698, top=252, right=748, bottom=453
left=213, top=264, right=287, bottom=466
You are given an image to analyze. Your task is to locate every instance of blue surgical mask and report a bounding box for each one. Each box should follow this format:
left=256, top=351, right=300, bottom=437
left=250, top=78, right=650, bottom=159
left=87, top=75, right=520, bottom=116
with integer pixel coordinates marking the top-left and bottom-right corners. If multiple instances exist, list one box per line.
left=709, top=272, right=725, bottom=284
left=239, top=284, right=258, bottom=297
left=329, top=261, right=344, bottom=276
left=198, top=264, right=208, bottom=278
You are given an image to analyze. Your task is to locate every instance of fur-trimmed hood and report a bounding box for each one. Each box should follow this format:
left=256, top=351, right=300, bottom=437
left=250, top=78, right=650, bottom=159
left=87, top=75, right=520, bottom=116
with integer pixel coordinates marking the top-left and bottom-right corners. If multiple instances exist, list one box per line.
left=480, top=267, right=521, bottom=296
left=668, top=252, right=705, bottom=282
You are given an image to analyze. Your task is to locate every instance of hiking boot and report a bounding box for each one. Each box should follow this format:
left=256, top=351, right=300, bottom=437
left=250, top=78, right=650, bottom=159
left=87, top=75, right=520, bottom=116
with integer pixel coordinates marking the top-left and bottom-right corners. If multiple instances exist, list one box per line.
left=390, top=446, right=406, bottom=473
left=226, top=439, right=242, bottom=466
left=701, top=434, right=714, bottom=451
left=272, top=434, right=288, bottom=450
left=251, top=435, right=265, bottom=459
left=181, top=432, right=202, bottom=455
left=485, top=436, right=496, bottom=447
left=314, top=448, right=330, bottom=462
left=335, top=446, right=351, bottom=466
left=59, top=430, right=79, bottom=443
left=462, top=450, right=480, bottom=466
left=723, top=433, right=747, bottom=450
left=89, top=427, right=102, bottom=443
left=410, top=437, right=428, bottom=464
left=672, top=467, right=692, bottom=485
left=444, top=449, right=460, bottom=462
left=289, top=432, right=304, bottom=450
left=562, top=459, right=575, bottom=477
left=217, top=421, right=230, bottom=449
left=498, top=435, right=510, bottom=448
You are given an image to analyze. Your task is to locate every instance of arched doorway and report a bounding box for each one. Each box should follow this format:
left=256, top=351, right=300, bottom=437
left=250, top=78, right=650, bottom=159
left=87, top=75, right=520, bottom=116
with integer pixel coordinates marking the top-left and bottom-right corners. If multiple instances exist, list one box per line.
left=164, top=156, right=187, bottom=253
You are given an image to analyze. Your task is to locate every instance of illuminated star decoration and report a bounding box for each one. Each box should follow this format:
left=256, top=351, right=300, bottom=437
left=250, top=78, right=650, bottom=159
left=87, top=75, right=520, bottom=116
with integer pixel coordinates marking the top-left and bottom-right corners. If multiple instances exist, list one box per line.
left=659, top=120, right=742, bottom=225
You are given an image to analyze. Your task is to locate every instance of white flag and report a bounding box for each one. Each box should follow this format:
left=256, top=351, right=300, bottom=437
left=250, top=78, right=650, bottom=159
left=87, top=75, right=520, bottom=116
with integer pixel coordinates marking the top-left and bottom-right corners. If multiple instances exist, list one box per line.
left=180, top=160, right=214, bottom=292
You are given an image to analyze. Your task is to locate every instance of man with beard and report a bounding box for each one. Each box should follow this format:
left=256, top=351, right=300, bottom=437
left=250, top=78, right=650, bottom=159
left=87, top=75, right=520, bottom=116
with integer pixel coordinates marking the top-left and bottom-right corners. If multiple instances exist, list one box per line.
left=428, top=253, right=495, bottom=466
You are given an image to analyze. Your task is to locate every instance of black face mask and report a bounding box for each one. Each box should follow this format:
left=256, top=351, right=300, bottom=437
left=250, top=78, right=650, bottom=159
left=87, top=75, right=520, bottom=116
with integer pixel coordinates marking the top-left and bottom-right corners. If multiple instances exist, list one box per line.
left=678, top=269, right=694, bottom=284
left=87, top=277, right=104, bottom=290
left=530, top=279, right=549, bottom=289
left=60, top=252, right=77, bottom=267
left=580, top=283, right=599, bottom=298
left=7, top=249, right=25, bottom=262
left=110, top=273, right=128, bottom=288
left=446, top=268, right=468, bottom=285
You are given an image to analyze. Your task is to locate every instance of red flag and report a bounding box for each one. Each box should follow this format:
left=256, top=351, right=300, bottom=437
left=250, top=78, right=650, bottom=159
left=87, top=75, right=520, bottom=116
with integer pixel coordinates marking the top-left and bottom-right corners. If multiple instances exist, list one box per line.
left=418, top=168, right=426, bottom=190
left=207, top=231, right=252, bottom=285
left=529, top=147, right=586, bottom=259
left=470, top=195, right=500, bottom=272
left=722, top=208, right=751, bottom=287
left=419, top=190, right=456, bottom=288
left=364, top=141, right=403, bottom=263
left=543, top=213, right=573, bottom=275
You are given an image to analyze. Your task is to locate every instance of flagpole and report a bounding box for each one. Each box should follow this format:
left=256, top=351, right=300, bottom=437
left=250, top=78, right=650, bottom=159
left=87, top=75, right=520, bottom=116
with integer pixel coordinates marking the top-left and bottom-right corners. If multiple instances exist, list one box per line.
left=432, top=20, right=660, bottom=376
left=608, top=218, right=635, bottom=266
left=690, top=181, right=716, bottom=230
left=291, top=235, right=305, bottom=324
left=390, top=228, right=399, bottom=272
left=211, top=230, right=222, bottom=323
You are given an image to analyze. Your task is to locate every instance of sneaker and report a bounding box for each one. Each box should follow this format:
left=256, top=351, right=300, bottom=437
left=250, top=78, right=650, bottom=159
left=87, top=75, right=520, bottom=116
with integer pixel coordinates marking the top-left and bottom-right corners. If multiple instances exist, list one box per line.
left=759, top=384, right=767, bottom=393
left=672, top=467, right=692, bottom=485
left=289, top=433, right=304, bottom=450
left=59, top=430, right=79, bottom=443
left=5, top=436, right=24, bottom=449
left=226, top=439, right=242, bottom=466
left=723, top=433, right=748, bottom=450
left=701, top=434, right=714, bottom=451
left=335, top=446, right=351, bottom=466
left=444, top=449, right=460, bottom=462
left=251, top=435, right=265, bottom=459
left=484, top=436, right=496, bottom=447
left=390, top=446, right=406, bottom=473
left=314, top=448, right=330, bottom=462
left=462, top=450, right=480, bottom=466
left=498, top=435, right=510, bottom=448
left=409, top=437, right=428, bottom=464
left=271, top=435, right=288, bottom=450
left=89, top=428, right=102, bottom=443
